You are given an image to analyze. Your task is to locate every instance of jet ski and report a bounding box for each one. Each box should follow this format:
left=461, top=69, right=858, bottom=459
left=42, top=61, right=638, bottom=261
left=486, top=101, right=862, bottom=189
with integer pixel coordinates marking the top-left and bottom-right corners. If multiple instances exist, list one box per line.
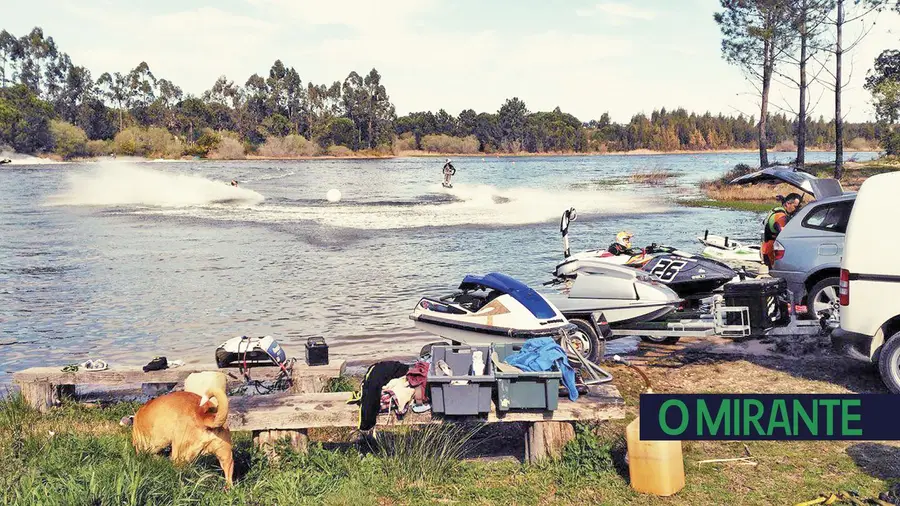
left=540, top=263, right=682, bottom=361
left=0, top=159, right=11, bottom=165
left=409, top=272, right=576, bottom=346
left=697, top=230, right=761, bottom=265
left=543, top=264, right=680, bottom=326
left=555, top=208, right=738, bottom=301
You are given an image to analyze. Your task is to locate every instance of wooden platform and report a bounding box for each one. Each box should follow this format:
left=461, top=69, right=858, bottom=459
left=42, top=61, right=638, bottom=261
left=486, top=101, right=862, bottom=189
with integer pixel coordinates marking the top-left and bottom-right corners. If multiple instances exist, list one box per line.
left=228, top=384, right=626, bottom=463
left=13, top=361, right=346, bottom=411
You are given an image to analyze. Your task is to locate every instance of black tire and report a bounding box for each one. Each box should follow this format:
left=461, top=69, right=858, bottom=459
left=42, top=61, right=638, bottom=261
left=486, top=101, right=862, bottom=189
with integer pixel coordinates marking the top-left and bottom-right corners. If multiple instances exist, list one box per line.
left=807, top=277, right=841, bottom=323
left=569, top=318, right=603, bottom=363
left=640, top=335, right=682, bottom=345
left=878, top=332, right=900, bottom=394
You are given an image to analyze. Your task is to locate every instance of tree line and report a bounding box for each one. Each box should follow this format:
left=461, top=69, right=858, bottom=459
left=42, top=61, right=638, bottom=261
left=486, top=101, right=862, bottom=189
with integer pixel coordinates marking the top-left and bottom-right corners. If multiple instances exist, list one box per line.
left=714, top=0, right=900, bottom=178
left=0, top=25, right=886, bottom=161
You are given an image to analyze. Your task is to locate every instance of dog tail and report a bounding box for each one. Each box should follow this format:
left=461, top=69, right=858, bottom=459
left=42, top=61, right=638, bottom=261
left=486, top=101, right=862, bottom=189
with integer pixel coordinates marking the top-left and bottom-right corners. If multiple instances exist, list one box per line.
left=199, top=388, right=229, bottom=428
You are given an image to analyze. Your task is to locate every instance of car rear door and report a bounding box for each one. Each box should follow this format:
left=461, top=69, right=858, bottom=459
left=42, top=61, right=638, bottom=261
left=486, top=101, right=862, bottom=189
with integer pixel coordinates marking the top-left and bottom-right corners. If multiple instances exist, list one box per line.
left=775, top=198, right=854, bottom=273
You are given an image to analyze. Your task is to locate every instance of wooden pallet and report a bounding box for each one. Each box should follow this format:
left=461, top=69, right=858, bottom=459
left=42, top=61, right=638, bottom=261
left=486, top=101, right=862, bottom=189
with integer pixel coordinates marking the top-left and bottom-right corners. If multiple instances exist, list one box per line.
left=12, top=361, right=346, bottom=412
left=228, top=384, right=626, bottom=463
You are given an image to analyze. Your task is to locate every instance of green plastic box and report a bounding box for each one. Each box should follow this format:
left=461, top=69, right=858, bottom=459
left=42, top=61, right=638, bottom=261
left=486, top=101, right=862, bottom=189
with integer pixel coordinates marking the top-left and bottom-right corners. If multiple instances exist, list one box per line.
left=492, top=343, right=562, bottom=412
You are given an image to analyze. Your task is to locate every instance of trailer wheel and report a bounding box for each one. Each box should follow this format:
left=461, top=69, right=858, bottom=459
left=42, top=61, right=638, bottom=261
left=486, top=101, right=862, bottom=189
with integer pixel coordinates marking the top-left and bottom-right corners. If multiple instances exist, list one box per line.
left=569, top=318, right=603, bottom=363
left=640, top=335, right=682, bottom=345
left=878, top=331, right=900, bottom=394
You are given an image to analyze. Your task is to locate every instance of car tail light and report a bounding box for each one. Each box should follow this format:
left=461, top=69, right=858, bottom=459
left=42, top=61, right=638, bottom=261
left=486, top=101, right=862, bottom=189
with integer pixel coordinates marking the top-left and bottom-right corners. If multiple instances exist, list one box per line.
left=773, top=240, right=785, bottom=260
left=839, top=269, right=850, bottom=306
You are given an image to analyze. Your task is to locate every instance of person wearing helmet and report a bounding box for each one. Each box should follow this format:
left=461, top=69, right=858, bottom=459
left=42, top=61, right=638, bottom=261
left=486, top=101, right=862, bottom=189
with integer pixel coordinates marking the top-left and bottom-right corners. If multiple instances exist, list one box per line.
left=442, top=159, right=456, bottom=188
left=608, top=231, right=634, bottom=255
left=760, top=193, right=801, bottom=267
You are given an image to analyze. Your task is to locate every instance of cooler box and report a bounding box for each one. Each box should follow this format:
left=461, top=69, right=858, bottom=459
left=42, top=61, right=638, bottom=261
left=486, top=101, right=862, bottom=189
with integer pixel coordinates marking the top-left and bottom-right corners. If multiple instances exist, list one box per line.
left=724, top=278, right=790, bottom=334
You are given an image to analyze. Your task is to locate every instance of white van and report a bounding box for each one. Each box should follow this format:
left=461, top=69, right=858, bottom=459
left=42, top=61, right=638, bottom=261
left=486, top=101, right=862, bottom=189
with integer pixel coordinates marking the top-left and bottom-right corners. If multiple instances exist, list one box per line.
left=831, top=171, right=900, bottom=393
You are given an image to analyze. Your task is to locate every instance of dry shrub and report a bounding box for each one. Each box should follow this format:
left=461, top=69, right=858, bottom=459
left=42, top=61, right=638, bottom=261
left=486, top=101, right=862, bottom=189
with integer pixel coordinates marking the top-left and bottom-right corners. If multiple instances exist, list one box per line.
left=395, top=133, right=416, bottom=152
left=631, top=169, right=676, bottom=185
left=326, top=145, right=353, bottom=157
left=258, top=135, right=321, bottom=157
left=420, top=134, right=479, bottom=154
left=112, top=127, right=184, bottom=158
left=208, top=136, right=246, bottom=159
left=86, top=139, right=111, bottom=157
left=705, top=182, right=799, bottom=202
left=774, top=139, right=797, bottom=152
left=848, top=137, right=878, bottom=151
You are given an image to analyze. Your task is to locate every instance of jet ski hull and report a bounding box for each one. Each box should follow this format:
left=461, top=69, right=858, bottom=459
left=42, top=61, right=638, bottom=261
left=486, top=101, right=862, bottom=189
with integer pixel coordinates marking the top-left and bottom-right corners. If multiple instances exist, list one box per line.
left=542, top=264, right=682, bottom=327
left=410, top=273, right=576, bottom=346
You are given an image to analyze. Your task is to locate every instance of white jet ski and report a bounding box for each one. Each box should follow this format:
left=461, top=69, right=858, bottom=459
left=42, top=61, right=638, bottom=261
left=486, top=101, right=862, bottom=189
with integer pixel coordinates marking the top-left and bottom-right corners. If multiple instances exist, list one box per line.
left=409, top=272, right=576, bottom=346
left=697, top=230, right=762, bottom=265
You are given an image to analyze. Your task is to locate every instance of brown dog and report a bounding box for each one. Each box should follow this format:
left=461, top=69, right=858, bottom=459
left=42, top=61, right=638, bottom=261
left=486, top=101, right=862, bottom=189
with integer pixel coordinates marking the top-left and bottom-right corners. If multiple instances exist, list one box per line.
left=132, top=388, right=234, bottom=488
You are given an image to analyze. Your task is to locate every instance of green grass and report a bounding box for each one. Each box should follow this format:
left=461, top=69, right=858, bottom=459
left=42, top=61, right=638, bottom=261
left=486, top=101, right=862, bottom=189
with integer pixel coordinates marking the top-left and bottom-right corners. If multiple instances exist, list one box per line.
left=1, top=389, right=895, bottom=505
left=570, top=177, right=629, bottom=189
left=678, top=199, right=772, bottom=212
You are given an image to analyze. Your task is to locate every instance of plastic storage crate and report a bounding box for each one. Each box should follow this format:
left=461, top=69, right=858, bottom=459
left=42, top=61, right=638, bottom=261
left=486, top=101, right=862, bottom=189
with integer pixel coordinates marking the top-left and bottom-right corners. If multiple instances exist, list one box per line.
left=492, top=343, right=562, bottom=412
left=428, top=345, right=495, bottom=416
left=723, top=278, right=790, bottom=334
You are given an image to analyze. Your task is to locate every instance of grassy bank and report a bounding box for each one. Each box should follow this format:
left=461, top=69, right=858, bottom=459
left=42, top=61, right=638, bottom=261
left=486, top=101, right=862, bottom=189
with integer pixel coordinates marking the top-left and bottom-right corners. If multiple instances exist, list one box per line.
left=691, top=156, right=900, bottom=212
left=2, top=341, right=896, bottom=505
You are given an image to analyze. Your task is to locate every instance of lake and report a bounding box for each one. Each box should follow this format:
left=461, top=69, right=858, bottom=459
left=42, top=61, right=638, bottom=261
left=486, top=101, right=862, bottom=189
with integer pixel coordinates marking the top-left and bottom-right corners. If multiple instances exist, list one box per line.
left=0, top=151, right=878, bottom=383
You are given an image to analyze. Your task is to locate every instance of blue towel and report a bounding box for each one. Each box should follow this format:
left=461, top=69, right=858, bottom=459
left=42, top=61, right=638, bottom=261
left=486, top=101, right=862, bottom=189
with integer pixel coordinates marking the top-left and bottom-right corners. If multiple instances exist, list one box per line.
left=504, top=337, right=578, bottom=401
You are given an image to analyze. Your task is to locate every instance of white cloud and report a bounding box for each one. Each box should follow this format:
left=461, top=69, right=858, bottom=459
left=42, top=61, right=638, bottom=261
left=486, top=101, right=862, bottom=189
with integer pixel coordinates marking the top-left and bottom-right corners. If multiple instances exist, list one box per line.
left=576, top=2, right=656, bottom=22
left=246, top=0, right=435, bottom=32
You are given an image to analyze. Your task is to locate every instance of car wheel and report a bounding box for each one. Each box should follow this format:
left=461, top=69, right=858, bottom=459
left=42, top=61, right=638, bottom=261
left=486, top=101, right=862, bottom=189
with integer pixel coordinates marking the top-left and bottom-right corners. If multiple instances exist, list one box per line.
left=807, top=277, right=841, bottom=324
left=878, top=332, right=900, bottom=394
left=569, top=318, right=602, bottom=363
left=640, top=335, right=682, bottom=345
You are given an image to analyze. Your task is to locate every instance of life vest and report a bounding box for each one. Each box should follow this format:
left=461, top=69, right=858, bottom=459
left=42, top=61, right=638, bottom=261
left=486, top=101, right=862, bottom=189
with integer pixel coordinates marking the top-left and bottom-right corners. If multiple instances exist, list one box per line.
left=763, top=207, right=788, bottom=242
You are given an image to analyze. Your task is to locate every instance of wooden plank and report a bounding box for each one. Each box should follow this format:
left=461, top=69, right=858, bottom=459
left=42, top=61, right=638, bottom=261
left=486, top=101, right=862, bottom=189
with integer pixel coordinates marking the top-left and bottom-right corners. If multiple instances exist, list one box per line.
left=227, top=384, right=625, bottom=432
left=12, top=361, right=346, bottom=388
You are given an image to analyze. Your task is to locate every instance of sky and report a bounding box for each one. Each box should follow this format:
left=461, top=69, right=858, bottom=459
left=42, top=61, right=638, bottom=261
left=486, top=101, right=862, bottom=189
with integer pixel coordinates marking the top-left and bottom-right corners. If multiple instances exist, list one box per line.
left=4, top=0, right=899, bottom=123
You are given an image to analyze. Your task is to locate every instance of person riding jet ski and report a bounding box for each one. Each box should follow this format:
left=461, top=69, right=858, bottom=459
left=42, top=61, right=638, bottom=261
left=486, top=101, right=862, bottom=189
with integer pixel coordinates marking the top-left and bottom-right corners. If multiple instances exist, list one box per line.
left=442, top=159, right=456, bottom=188
left=608, top=231, right=634, bottom=255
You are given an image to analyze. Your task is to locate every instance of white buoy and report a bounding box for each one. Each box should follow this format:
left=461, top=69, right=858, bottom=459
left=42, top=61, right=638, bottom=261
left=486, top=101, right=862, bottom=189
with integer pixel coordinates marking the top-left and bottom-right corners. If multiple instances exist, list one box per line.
left=326, top=188, right=342, bottom=202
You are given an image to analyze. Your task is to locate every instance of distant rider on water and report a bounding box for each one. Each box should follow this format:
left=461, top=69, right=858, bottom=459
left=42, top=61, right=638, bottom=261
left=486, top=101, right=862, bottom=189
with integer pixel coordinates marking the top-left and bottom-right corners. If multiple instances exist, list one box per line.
left=442, top=159, right=456, bottom=188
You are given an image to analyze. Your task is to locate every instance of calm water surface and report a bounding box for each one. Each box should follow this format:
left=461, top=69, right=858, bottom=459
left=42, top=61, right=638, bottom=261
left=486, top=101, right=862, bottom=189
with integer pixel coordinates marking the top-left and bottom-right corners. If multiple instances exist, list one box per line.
left=0, top=151, right=877, bottom=383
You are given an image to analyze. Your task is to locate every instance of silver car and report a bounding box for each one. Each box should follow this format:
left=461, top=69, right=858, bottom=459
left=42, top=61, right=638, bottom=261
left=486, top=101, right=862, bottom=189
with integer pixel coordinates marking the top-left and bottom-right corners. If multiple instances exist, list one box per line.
left=730, top=168, right=851, bottom=322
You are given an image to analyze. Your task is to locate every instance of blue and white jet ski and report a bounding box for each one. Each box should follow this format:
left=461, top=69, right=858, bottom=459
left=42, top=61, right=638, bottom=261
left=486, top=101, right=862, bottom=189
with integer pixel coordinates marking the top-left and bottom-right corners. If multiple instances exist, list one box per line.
left=410, top=272, right=576, bottom=345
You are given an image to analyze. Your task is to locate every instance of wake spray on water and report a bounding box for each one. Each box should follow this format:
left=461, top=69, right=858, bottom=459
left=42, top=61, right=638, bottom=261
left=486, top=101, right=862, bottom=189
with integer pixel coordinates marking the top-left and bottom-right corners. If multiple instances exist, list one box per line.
left=47, top=163, right=265, bottom=207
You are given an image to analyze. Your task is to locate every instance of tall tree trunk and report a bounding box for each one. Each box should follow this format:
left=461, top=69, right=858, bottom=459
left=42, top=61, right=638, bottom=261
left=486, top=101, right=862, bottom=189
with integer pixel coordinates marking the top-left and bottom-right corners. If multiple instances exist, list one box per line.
left=759, top=41, right=772, bottom=168
left=834, top=0, right=844, bottom=179
left=797, top=0, right=808, bottom=169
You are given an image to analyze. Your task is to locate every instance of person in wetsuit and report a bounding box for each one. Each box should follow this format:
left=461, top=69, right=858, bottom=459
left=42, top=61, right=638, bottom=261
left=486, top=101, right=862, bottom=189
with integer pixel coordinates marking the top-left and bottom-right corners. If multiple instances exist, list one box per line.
left=608, top=231, right=634, bottom=255
left=761, top=193, right=801, bottom=267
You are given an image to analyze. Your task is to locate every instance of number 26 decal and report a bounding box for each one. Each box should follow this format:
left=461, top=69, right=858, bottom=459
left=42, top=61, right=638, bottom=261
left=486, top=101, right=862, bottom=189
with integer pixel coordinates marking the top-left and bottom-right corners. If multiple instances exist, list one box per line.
left=649, top=259, right=687, bottom=283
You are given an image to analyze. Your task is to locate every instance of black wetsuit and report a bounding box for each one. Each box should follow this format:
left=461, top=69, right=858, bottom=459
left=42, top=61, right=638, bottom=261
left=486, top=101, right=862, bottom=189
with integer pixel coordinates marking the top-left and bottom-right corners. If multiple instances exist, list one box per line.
left=607, top=243, right=629, bottom=255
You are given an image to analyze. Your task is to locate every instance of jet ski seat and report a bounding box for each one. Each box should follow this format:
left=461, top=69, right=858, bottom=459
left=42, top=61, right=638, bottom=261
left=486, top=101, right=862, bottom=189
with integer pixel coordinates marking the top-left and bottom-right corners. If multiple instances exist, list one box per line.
left=455, top=292, right=486, bottom=311
left=454, top=289, right=503, bottom=312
